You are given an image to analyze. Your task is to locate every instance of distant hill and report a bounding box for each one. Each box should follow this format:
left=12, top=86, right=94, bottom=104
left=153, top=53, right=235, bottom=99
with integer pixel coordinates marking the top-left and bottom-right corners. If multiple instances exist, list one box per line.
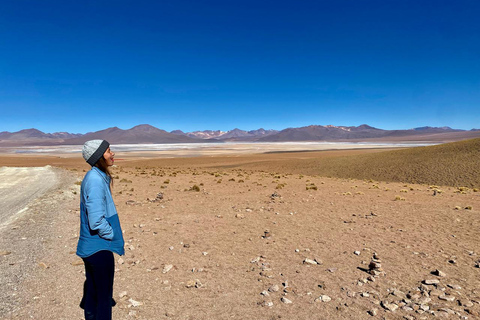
left=295, top=137, right=480, bottom=187
left=259, top=124, right=480, bottom=142
left=1, top=124, right=480, bottom=146
left=63, top=124, right=201, bottom=144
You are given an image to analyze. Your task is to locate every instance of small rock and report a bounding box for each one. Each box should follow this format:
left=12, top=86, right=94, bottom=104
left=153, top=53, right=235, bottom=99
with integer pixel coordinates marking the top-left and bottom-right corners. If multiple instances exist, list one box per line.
left=118, top=257, right=125, bottom=264
left=169, top=246, right=174, bottom=250
left=320, top=295, right=331, bottom=302
left=354, top=251, right=361, bottom=255
left=432, top=269, right=446, bottom=277
left=268, top=284, right=280, bottom=292
left=128, top=298, right=143, bottom=307
left=235, top=213, right=245, bottom=219
left=0, top=251, right=12, bottom=256
left=303, top=258, right=317, bottom=265
left=438, top=294, right=455, bottom=302
left=460, top=300, right=474, bottom=307
left=419, top=304, right=430, bottom=311
left=368, top=308, right=378, bottom=316
left=260, top=290, right=269, bottom=296
left=162, top=264, right=173, bottom=274
left=423, top=279, right=440, bottom=285
left=281, top=297, right=292, bottom=304
left=260, top=300, right=274, bottom=307
left=71, top=260, right=84, bottom=266
left=119, top=291, right=128, bottom=298
left=447, top=284, right=461, bottom=290
left=381, top=301, right=399, bottom=312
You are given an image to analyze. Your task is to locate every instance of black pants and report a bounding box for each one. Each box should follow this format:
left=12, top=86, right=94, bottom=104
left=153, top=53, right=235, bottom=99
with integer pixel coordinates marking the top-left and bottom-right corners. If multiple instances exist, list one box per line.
left=80, top=250, right=115, bottom=320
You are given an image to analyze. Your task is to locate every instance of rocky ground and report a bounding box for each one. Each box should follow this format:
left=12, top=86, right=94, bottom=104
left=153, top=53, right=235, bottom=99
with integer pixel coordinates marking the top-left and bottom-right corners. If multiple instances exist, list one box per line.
left=0, top=158, right=479, bottom=320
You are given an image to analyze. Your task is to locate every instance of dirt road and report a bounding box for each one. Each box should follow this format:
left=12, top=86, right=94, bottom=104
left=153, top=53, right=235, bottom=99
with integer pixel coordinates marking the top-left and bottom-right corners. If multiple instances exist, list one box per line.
left=0, top=166, right=58, bottom=227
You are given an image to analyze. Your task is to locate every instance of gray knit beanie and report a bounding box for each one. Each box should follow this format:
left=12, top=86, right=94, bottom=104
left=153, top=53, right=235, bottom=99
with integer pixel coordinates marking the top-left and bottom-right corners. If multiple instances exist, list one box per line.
left=82, top=140, right=110, bottom=166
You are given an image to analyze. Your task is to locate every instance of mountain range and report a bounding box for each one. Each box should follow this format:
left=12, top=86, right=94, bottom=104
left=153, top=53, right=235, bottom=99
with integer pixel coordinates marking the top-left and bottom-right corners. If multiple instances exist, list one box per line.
left=1, top=124, right=480, bottom=147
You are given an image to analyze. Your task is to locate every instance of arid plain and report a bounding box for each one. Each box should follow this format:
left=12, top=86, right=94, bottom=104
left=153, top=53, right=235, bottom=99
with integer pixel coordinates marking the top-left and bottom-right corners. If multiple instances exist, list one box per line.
left=0, top=139, right=479, bottom=320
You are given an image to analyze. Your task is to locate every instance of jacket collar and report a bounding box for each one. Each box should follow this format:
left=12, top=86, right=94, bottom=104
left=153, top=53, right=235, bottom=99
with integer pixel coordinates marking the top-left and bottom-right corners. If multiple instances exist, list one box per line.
left=91, top=166, right=111, bottom=185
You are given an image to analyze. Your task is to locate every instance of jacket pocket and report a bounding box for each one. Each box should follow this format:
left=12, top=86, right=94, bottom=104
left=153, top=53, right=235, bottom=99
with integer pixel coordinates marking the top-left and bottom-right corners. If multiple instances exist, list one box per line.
left=106, top=214, right=123, bottom=241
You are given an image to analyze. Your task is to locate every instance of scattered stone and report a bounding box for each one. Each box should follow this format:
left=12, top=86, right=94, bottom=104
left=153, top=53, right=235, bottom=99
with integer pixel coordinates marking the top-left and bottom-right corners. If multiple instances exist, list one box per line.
left=438, top=294, right=455, bottom=302
left=303, top=258, right=317, bottom=265
left=432, top=269, right=446, bottom=277
left=381, top=301, right=399, bottom=312
left=447, top=284, right=461, bottom=290
left=423, top=279, right=440, bottom=285
left=460, top=300, right=474, bottom=307
left=162, top=264, right=173, bottom=274
left=235, top=213, right=245, bottom=219
left=268, top=284, right=280, bottom=292
left=368, top=308, right=378, bottom=316
left=128, top=298, right=143, bottom=307
left=71, top=260, right=84, bottom=266
left=429, top=289, right=443, bottom=296
left=281, top=297, right=292, bottom=304
left=369, top=260, right=382, bottom=270
left=419, top=304, right=430, bottom=311
left=418, top=297, right=431, bottom=304
left=260, top=300, right=274, bottom=307
left=186, top=279, right=202, bottom=288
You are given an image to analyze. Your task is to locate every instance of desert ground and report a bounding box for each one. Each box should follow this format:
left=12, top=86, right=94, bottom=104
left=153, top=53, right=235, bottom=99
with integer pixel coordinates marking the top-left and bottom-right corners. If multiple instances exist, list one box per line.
left=0, top=143, right=479, bottom=320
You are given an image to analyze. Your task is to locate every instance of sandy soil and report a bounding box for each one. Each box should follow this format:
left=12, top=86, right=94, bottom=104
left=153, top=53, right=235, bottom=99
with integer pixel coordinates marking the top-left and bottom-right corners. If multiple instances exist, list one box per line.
left=0, top=152, right=479, bottom=320
left=0, top=167, right=58, bottom=227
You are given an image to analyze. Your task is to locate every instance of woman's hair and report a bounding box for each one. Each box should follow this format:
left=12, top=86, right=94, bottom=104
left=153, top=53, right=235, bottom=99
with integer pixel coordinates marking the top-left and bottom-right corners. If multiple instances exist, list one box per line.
left=94, top=156, right=113, bottom=188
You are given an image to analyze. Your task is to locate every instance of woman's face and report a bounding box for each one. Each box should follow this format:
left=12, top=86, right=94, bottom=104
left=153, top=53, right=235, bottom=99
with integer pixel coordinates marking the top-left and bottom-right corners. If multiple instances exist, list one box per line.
left=103, top=147, right=115, bottom=166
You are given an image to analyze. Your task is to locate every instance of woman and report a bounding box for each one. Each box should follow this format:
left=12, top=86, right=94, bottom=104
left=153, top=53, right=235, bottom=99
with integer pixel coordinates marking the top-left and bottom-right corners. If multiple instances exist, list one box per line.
left=77, top=139, right=125, bottom=320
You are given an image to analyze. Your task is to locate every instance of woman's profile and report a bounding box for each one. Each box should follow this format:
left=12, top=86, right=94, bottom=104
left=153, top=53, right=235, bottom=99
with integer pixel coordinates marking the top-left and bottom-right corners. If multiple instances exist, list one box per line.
left=76, top=139, right=125, bottom=320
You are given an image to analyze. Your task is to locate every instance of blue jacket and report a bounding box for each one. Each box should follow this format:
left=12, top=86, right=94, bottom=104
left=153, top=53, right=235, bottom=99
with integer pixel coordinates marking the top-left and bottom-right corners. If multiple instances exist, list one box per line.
left=76, top=167, right=125, bottom=258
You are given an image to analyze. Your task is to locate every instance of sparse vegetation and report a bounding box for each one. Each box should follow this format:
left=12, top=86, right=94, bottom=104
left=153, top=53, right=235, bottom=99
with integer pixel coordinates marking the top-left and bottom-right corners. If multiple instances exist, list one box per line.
left=189, top=184, right=200, bottom=192
left=295, top=138, right=480, bottom=187
left=305, top=183, right=317, bottom=190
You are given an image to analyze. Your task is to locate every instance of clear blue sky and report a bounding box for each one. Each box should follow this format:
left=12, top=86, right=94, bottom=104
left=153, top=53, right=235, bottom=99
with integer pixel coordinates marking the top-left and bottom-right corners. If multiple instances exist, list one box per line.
left=0, top=0, right=479, bottom=133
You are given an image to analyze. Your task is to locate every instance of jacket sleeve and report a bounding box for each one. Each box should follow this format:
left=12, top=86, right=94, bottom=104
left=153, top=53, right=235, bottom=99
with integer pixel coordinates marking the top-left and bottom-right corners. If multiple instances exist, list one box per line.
left=84, top=184, right=114, bottom=240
